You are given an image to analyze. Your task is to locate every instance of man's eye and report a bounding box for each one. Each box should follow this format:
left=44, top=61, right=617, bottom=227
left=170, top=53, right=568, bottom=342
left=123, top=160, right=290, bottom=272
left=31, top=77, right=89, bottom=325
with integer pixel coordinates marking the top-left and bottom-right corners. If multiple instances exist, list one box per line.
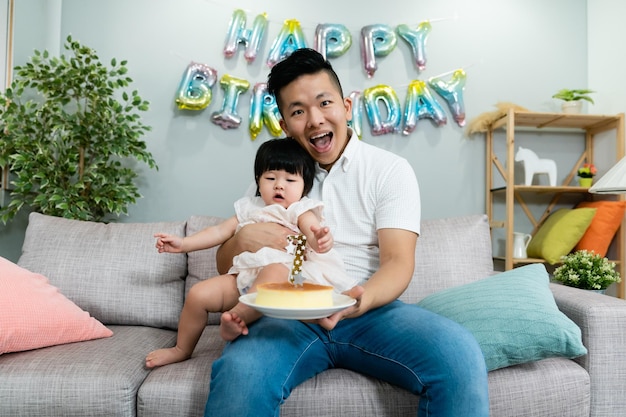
left=291, top=109, right=303, bottom=116
left=321, top=100, right=331, bottom=107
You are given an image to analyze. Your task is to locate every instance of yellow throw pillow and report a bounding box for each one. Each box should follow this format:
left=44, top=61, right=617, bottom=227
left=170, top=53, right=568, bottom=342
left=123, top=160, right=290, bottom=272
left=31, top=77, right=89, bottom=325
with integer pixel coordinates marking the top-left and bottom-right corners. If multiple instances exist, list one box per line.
left=526, top=208, right=597, bottom=264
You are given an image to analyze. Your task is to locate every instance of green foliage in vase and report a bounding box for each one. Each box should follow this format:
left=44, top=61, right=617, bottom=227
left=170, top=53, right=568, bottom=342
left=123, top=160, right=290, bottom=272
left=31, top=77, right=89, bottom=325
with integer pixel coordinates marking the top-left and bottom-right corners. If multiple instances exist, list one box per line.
left=0, top=35, right=157, bottom=223
left=552, top=89, right=595, bottom=104
left=553, top=250, right=621, bottom=290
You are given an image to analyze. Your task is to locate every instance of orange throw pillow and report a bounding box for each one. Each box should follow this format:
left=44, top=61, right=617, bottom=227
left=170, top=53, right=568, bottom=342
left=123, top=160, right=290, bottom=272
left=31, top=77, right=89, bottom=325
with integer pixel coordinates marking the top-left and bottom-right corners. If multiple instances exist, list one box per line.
left=0, top=256, right=113, bottom=354
left=575, top=201, right=626, bottom=257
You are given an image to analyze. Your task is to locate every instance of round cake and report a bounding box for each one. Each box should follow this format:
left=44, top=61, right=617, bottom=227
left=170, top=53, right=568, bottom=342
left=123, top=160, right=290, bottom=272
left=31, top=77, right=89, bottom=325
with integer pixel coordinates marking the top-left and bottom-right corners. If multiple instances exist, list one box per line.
left=255, top=282, right=334, bottom=308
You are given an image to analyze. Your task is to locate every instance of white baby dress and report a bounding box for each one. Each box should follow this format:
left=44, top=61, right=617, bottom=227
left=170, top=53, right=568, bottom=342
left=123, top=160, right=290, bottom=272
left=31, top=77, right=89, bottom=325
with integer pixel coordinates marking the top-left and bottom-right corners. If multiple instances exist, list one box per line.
left=228, top=196, right=358, bottom=294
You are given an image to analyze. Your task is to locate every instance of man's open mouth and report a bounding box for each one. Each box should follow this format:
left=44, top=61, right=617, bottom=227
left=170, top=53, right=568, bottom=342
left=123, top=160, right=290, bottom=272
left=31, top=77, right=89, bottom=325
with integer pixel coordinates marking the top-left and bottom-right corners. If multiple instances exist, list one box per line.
left=310, top=132, right=333, bottom=152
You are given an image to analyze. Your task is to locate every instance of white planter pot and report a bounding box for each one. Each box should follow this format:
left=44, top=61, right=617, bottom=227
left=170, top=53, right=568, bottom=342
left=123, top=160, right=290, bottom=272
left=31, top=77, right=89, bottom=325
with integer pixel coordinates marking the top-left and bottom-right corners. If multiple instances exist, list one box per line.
left=561, top=101, right=583, bottom=114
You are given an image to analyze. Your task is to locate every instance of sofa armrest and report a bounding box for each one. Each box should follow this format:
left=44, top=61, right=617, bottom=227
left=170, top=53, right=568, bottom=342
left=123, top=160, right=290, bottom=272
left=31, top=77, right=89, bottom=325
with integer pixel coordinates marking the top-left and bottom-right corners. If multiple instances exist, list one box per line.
left=550, top=283, right=626, bottom=416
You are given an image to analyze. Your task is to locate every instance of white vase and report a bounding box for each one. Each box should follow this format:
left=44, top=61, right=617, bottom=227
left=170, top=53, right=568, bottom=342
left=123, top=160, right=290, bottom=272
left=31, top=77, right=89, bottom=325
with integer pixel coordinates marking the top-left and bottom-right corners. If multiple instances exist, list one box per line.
left=561, top=101, right=583, bottom=114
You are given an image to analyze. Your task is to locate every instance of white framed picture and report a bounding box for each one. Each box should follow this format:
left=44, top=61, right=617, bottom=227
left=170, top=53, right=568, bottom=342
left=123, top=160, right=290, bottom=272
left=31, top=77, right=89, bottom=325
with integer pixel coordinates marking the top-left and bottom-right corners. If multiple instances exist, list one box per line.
left=0, top=0, right=12, bottom=89
left=0, top=0, right=12, bottom=190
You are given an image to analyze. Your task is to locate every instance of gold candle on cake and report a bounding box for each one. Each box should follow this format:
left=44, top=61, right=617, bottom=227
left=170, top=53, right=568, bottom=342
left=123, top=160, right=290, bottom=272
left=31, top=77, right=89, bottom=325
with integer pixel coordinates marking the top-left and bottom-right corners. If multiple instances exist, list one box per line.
left=254, top=234, right=334, bottom=308
left=287, top=234, right=307, bottom=286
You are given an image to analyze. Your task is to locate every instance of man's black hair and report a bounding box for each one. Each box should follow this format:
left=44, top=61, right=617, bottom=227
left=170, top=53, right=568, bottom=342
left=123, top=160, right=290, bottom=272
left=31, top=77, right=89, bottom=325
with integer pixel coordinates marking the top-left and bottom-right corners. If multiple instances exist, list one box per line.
left=254, top=138, right=316, bottom=197
left=267, top=48, right=344, bottom=115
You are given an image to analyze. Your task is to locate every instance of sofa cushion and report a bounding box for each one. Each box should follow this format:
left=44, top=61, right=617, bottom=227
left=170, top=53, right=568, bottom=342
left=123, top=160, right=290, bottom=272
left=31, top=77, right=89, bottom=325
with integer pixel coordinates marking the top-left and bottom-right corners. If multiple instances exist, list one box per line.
left=185, top=215, right=225, bottom=291
left=526, top=208, right=597, bottom=264
left=402, top=214, right=494, bottom=303
left=185, top=215, right=227, bottom=325
left=18, top=213, right=187, bottom=329
left=138, top=327, right=225, bottom=417
left=487, top=358, right=590, bottom=417
left=0, top=325, right=176, bottom=417
left=574, top=200, right=626, bottom=257
left=0, top=256, right=112, bottom=355
left=416, top=264, right=587, bottom=371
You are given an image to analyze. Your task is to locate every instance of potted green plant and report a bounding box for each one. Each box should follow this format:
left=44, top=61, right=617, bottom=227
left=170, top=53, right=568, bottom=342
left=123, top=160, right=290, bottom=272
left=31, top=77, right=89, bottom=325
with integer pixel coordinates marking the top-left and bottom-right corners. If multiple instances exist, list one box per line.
left=552, top=89, right=595, bottom=114
left=553, top=250, right=621, bottom=292
left=0, top=35, right=157, bottom=223
left=577, top=163, right=597, bottom=187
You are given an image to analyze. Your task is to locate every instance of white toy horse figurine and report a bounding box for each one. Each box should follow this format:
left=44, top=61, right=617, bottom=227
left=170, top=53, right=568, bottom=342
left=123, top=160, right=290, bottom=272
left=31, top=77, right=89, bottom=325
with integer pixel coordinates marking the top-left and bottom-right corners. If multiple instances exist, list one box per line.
left=514, top=147, right=557, bottom=186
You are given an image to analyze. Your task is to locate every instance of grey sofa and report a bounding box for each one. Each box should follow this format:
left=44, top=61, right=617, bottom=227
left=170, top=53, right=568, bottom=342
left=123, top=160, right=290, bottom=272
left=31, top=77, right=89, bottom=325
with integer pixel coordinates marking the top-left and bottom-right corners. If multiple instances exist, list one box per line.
left=1, top=212, right=626, bottom=417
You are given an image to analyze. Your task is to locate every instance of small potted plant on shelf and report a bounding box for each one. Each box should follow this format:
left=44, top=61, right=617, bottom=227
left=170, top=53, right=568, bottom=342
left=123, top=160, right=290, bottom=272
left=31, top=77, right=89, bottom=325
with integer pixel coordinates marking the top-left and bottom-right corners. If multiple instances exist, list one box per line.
left=552, top=88, right=595, bottom=114
left=577, top=163, right=597, bottom=187
left=553, top=250, right=621, bottom=293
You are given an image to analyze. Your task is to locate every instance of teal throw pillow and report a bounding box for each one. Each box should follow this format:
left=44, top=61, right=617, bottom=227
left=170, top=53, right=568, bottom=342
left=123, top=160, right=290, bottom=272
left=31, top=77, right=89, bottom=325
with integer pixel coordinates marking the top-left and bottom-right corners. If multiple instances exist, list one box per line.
left=416, top=264, right=587, bottom=371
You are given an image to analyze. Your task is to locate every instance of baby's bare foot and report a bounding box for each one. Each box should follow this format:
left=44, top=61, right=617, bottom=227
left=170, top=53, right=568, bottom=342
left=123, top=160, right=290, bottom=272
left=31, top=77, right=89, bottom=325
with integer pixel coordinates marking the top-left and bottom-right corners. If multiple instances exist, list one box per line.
left=220, top=311, right=249, bottom=341
left=145, top=346, right=190, bottom=368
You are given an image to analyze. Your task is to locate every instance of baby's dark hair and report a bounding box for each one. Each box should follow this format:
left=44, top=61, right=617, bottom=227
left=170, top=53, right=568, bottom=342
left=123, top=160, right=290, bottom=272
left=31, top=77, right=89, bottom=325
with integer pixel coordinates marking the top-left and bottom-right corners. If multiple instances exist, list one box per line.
left=267, top=48, right=344, bottom=115
left=254, top=138, right=316, bottom=197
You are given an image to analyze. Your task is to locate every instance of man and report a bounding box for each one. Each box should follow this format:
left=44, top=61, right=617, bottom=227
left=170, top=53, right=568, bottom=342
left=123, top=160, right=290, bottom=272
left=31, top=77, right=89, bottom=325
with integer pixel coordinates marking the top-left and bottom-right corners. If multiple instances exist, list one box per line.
left=205, top=48, right=489, bottom=417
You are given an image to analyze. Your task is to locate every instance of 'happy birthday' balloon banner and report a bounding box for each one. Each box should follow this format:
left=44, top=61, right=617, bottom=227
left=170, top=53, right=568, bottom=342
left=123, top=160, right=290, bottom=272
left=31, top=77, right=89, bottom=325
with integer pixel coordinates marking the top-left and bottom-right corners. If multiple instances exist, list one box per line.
left=174, top=9, right=467, bottom=140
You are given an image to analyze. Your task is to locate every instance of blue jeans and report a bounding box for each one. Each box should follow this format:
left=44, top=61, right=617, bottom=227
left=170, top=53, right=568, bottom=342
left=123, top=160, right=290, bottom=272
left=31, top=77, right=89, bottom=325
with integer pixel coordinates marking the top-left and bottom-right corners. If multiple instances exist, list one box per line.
left=204, top=300, right=489, bottom=417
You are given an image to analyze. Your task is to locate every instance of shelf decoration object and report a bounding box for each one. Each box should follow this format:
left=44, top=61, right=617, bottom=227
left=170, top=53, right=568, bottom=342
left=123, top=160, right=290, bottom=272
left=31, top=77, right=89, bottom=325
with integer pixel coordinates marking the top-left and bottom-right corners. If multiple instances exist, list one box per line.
left=577, top=163, right=596, bottom=187
left=484, top=110, right=625, bottom=299
left=553, top=250, right=621, bottom=292
left=514, top=146, right=557, bottom=186
left=552, top=89, right=595, bottom=114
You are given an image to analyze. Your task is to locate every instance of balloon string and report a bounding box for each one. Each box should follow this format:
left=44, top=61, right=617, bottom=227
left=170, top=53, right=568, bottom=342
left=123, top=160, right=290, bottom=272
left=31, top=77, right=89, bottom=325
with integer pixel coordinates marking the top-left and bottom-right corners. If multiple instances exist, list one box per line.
left=169, top=50, right=191, bottom=63
left=386, top=63, right=479, bottom=91
left=202, top=0, right=454, bottom=33
left=430, top=63, right=477, bottom=79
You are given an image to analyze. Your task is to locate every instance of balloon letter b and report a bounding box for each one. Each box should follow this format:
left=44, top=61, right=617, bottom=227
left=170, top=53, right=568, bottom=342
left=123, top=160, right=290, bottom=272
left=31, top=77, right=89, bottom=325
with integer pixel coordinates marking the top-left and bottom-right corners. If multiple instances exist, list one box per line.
left=397, top=21, right=432, bottom=71
left=428, top=69, right=467, bottom=127
left=267, top=19, right=307, bottom=67
left=211, top=74, right=250, bottom=130
left=360, top=24, right=397, bottom=78
left=363, top=84, right=402, bottom=136
left=175, top=62, right=218, bottom=111
left=223, top=9, right=268, bottom=63
left=314, top=24, right=352, bottom=60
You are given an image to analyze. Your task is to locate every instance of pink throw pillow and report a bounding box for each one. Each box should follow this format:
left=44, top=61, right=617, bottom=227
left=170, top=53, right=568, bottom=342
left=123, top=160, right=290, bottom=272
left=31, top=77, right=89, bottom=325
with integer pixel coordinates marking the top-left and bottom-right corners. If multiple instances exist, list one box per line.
left=0, top=256, right=113, bottom=354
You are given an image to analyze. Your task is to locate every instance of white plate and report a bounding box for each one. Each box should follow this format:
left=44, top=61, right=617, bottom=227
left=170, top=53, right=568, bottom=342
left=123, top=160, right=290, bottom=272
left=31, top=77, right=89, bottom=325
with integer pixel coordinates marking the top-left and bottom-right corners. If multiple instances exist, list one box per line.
left=239, top=293, right=356, bottom=320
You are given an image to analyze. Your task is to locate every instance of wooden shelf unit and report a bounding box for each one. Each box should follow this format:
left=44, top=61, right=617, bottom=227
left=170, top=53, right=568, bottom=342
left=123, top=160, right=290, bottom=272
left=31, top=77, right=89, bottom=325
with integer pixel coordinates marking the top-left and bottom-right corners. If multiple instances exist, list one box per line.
left=485, top=110, right=625, bottom=299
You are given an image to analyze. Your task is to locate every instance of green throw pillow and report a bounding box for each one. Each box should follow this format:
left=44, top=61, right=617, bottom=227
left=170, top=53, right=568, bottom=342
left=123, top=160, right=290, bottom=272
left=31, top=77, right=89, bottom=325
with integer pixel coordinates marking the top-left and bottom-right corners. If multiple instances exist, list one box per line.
left=526, top=208, right=597, bottom=264
left=416, top=264, right=587, bottom=371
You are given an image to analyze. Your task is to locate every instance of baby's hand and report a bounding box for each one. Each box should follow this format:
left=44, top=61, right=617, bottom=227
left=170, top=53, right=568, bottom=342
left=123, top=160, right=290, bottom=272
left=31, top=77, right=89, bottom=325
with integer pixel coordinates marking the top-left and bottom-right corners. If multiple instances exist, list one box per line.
left=154, top=233, right=184, bottom=253
left=310, top=225, right=333, bottom=253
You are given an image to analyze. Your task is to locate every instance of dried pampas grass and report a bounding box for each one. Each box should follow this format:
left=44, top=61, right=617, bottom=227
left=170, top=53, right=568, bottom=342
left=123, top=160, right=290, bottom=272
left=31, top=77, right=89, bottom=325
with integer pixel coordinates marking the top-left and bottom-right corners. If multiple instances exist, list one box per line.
left=465, top=102, right=529, bottom=136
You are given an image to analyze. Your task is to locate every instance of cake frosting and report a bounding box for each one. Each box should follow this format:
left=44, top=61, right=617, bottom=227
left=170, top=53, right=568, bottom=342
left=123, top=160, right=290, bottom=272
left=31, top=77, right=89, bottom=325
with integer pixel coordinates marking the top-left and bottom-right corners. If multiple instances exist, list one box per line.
left=255, top=282, right=334, bottom=309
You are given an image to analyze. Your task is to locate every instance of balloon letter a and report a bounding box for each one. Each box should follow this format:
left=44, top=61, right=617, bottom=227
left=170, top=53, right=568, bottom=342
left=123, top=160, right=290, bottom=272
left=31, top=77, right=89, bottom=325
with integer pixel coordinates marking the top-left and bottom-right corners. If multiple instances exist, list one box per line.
left=267, top=19, right=307, bottom=67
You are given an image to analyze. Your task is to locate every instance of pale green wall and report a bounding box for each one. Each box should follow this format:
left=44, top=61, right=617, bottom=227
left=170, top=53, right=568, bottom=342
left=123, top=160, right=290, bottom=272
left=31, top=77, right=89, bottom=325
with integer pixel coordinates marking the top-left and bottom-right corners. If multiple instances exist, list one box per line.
left=0, top=0, right=591, bottom=261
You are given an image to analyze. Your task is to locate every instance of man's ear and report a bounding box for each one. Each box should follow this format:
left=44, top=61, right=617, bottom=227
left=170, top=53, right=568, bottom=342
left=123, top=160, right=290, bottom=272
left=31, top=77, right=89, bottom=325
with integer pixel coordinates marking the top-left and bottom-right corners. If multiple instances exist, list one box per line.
left=279, top=119, right=290, bottom=136
left=343, top=96, right=353, bottom=121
